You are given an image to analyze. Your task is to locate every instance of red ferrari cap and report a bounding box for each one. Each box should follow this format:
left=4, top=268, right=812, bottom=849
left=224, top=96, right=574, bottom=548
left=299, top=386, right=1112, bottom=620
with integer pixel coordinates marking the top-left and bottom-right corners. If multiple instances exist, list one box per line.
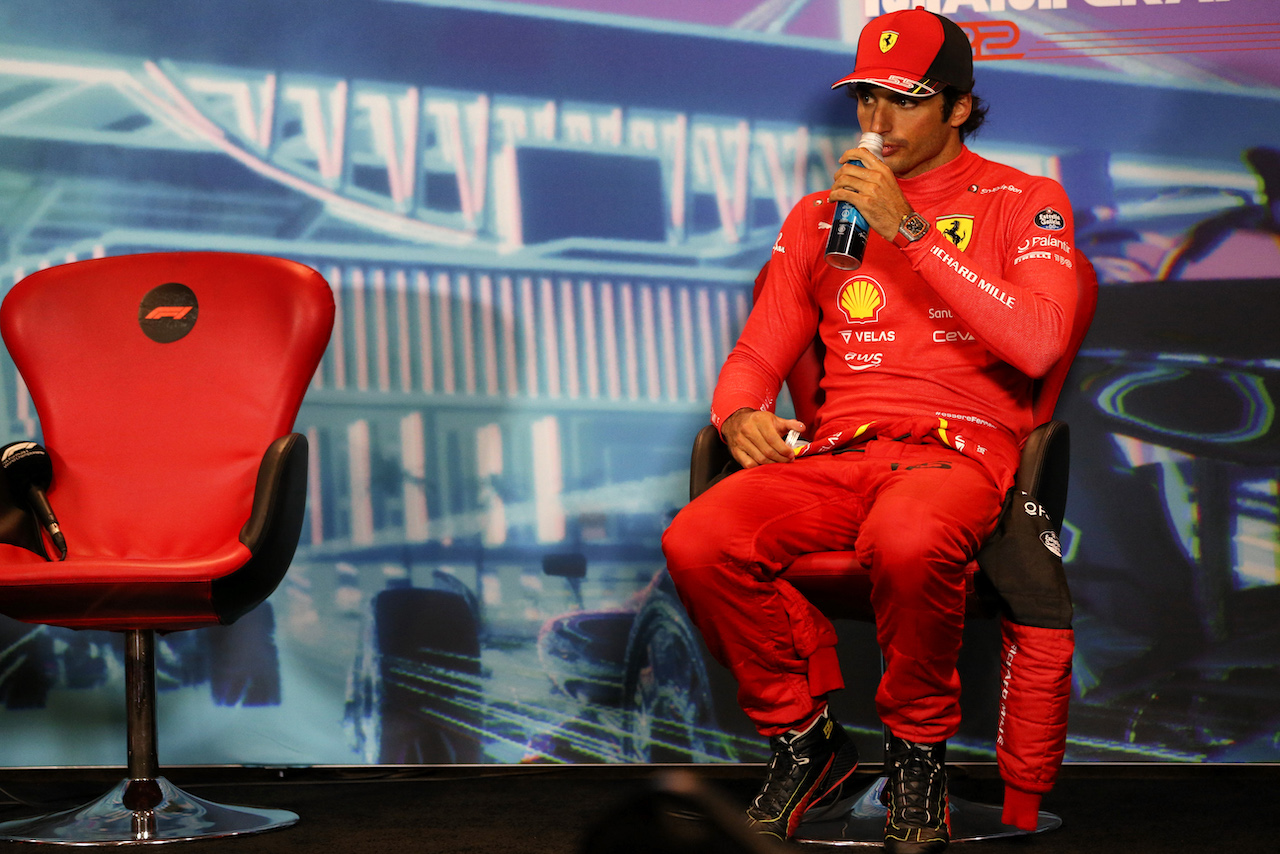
left=832, top=7, right=974, bottom=97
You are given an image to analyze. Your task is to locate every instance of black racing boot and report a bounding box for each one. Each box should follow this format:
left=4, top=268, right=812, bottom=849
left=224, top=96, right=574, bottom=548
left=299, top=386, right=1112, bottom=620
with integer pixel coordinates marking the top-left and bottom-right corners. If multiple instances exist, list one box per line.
left=745, top=711, right=859, bottom=841
left=884, top=735, right=950, bottom=854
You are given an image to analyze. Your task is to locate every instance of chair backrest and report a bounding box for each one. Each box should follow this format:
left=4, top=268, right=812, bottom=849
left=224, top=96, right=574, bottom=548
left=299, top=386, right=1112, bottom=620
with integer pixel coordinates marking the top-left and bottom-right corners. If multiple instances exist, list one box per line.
left=755, top=250, right=1100, bottom=431
left=1, top=252, right=334, bottom=562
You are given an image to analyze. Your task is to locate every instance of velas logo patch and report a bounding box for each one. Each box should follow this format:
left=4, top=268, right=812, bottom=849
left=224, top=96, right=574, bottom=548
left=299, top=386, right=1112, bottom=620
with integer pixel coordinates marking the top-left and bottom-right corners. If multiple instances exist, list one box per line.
left=139, top=282, right=199, bottom=343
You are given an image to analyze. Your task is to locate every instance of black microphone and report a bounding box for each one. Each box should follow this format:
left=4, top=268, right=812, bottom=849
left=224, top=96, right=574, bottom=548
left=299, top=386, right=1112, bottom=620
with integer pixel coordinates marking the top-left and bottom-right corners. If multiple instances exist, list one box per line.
left=0, top=441, right=67, bottom=560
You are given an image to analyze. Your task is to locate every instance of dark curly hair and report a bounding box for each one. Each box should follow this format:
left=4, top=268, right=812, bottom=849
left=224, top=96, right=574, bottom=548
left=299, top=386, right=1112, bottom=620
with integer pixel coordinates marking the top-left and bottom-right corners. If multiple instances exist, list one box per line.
left=942, top=88, right=988, bottom=142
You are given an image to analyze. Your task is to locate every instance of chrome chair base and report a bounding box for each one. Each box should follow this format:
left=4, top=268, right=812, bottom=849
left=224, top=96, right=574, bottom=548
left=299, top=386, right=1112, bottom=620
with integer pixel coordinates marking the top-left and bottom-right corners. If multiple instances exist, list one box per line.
left=796, top=776, right=1061, bottom=847
left=0, top=776, right=298, bottom=845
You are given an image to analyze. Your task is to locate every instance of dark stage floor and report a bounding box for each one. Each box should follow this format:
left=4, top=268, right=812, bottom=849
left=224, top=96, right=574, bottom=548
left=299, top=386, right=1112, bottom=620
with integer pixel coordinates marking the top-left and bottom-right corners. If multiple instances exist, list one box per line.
left=0, top=763, right=1276, bottom=852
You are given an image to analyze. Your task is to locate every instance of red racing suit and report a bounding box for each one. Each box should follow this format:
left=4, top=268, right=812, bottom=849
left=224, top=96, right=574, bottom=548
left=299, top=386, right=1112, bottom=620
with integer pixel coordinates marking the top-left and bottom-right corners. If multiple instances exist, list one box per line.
left=661, top=146, right=1077, bottom=825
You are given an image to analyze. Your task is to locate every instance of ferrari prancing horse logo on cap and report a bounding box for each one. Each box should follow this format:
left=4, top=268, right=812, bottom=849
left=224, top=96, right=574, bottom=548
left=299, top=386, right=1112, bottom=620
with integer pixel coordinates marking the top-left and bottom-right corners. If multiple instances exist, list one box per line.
left=880, top=31, right=899, bottom=52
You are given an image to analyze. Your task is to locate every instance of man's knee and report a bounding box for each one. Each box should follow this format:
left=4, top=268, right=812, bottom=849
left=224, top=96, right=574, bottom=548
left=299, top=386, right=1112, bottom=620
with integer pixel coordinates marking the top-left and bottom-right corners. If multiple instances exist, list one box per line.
left=662, top=501, right=728, bottom=581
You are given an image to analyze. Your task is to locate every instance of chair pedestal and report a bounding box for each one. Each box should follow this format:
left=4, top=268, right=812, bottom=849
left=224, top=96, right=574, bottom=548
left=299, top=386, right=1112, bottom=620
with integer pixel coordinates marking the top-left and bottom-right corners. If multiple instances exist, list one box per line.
left=0, top=629, right=297, bottom=845
left=0, top=777, right=298, bottom=845
left=795, top=776, right=1061, bottom=847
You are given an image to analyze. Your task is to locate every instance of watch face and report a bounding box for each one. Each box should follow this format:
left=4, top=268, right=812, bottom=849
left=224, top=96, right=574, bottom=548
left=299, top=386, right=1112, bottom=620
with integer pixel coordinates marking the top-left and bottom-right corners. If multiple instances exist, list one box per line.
left=901, top=214, right=929, bottom=241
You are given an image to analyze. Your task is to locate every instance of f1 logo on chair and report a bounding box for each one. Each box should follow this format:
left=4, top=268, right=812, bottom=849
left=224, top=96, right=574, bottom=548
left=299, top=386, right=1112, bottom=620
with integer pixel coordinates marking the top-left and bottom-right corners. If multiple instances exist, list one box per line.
left=138, top=280, right=201, bottom=343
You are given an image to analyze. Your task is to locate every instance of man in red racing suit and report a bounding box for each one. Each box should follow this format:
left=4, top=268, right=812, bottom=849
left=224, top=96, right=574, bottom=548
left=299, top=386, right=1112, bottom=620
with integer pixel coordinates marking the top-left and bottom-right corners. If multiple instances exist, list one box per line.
left=661, top=8, right=1077, bottom=851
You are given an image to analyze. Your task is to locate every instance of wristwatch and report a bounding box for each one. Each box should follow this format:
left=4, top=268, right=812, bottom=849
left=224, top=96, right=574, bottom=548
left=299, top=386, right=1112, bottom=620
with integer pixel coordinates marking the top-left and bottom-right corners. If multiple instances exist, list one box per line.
left=892, top=212, right=930, bottom=249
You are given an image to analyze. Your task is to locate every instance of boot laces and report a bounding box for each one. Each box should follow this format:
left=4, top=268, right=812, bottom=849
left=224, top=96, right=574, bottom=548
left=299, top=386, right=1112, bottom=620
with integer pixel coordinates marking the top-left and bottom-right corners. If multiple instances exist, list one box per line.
left=753, top=736, right=809, bottom=813
left=890, top=743, right=944, bottom=825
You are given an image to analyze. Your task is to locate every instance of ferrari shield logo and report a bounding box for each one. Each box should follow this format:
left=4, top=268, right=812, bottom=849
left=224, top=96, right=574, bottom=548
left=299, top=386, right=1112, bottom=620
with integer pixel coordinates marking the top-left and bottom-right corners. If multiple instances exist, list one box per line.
left=936, top=215, right=974, bottom=252
left=880, top=31, right=899, bottom=52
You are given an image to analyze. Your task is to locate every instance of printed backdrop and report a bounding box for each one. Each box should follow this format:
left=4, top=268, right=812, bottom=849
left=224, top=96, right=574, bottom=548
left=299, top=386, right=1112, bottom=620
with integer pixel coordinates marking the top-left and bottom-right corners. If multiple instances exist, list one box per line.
left=0, top=0, right=1277, bottom=767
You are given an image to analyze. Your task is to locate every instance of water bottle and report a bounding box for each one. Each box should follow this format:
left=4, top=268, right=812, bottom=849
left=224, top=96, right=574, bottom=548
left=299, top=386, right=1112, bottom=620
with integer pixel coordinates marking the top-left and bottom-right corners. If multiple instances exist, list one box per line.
left=824, top=132, right=885, bottom=271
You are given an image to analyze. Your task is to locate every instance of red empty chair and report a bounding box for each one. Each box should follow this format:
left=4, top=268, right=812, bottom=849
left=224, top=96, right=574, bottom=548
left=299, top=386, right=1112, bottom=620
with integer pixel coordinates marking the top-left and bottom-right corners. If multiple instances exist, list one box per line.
left=0, top=252, right=334, bottom=844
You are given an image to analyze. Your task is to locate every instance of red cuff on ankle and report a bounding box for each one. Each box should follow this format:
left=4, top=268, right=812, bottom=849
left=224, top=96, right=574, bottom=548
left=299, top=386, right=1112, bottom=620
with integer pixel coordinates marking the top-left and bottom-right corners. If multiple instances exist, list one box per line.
left=807, top=645, right=844, bottom=697
left=1002, top=786, right=1042, bottom=831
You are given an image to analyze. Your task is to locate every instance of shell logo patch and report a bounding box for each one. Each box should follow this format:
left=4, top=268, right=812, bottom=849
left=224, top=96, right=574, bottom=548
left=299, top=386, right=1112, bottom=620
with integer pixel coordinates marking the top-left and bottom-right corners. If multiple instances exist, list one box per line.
left=937, top=215, right=973, bottom=252
left=880, top=31, right=899, bottom=52
left=837, top=276, right=886, bottom=324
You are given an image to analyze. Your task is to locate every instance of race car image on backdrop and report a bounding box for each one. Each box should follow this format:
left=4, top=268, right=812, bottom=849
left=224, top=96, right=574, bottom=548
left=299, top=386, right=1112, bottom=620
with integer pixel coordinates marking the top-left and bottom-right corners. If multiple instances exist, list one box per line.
left=0, top=0, right=1276, bottom=767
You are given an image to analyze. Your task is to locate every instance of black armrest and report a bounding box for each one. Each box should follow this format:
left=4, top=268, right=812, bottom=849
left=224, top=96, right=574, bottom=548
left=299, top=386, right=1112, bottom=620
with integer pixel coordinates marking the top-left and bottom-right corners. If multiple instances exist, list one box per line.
left=1016, top=421, right=1070, bottom=535
left=0, top=442, right=48, bottom=559
left=239, top=433, right=309, bottom=553
left=212, top=433, right=309, bottom=624
left=976, top=421, right=1074, bottom=628
left=690, top=424, right=737, bottom=501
